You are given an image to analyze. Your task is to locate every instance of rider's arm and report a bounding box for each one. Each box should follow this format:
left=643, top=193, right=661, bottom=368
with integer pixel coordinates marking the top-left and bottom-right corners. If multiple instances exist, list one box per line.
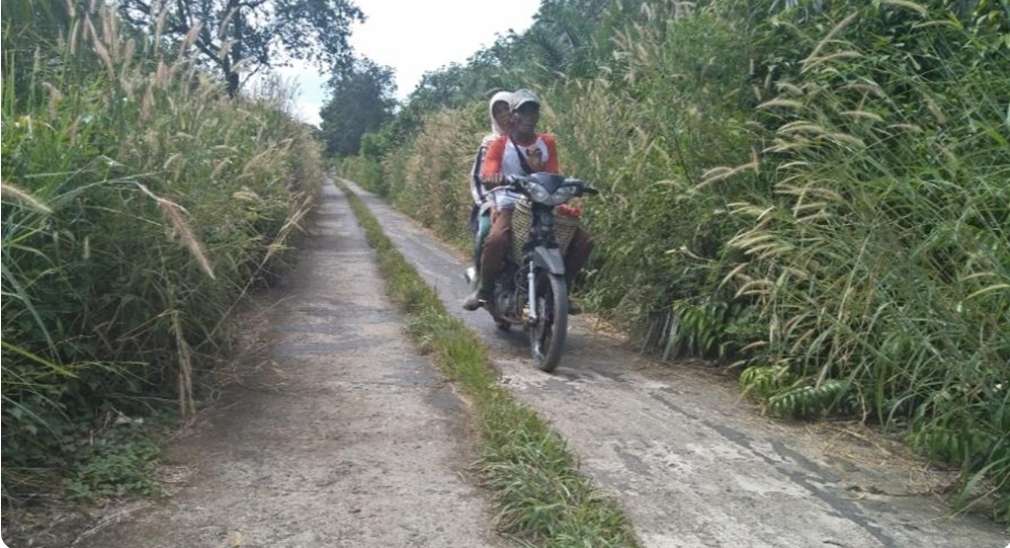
left=542, top=134, right=560, bottom=174
left=470, top=145, right=487, bottom=204
left=480, top=135, right=506, bottom=186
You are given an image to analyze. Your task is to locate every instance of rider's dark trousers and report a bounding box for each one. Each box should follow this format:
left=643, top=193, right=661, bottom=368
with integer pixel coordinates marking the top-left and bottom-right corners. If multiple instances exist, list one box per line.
left=479, top=208, right=514, bottom=289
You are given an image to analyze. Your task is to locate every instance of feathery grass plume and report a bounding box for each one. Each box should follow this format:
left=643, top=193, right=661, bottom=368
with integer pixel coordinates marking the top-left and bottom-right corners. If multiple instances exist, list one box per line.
left=880, top=0, right=929, bottom=16
left=231, top=188, right=260, bottom=202
left=697, top=160, right=759, bottom=189
left=68, top=19, right=80, bottom=54
left=153, top=4, right=168, bottom=46
left=217, top=39, right=234, bottom=62
left=765, top=138, right=813, bottom=153
left=140, top=80, right=155, bottom=120
left=162, top=152, right=182, bottom=171
left=718, top=262, right=751, bottom=291
left=758, top=97, right=805, bottom=110
left=172, top=311, right=196, bottom=418
left=801, top=12, right=859, bottom=70
left=840, top=82, right=885, bottom=97
left=778, top=121, right=830, bottom=136
left=135, top=183, right=215, bottom=279
left=85, top=15, right=115, bottom=81
left=802, top=50, right=862, bottom=72
left=178, top=22, right=203, bottom=57
left=735, top=279, right=774, bottom=298
left=118, top=38, right=136, bottom=85
left=212, top=158, right=233, bottom=179
left=841, top=110, right=884, bottom=123
left=823, top=132, right=865, bottom=148
left=100, top=5, right=118, bottom=61
left=965, top=284, right=1010, bottom=301
left=778, top=161, right=810, bottom=171
left=777, top=82, right=804, bottom=96
left=1, top=181, right=53, bottom=214
left=155, top=59, right=170, bottom=88
left=923, top=94, right=947, bottom=125
left=218, top=7, right=239, bottom=39
left=887, top=123, right=923, bottom=133
left=41, top=82, right=63, bottom=119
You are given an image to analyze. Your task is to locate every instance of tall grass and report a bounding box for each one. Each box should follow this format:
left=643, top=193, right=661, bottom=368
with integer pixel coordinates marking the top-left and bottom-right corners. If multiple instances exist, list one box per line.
left=339, top=0, right=1009, bottom=522
left=2, top=1, right=321, bottom=497
left=715, top=3, right=1010, bottom=519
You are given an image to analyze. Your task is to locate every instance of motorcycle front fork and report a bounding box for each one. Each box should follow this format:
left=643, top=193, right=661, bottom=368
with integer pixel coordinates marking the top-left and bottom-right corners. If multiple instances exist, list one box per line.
left=526, top=263, right=537, bottom=324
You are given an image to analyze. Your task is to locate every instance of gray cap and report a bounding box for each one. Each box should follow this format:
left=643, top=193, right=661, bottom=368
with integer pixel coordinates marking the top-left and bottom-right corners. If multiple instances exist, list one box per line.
left=510, top=88, right=540, bottom=111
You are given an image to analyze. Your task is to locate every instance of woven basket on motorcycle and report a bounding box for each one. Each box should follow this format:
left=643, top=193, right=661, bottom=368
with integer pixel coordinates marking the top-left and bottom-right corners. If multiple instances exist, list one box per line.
left=509, top=198, right=580, bottom=264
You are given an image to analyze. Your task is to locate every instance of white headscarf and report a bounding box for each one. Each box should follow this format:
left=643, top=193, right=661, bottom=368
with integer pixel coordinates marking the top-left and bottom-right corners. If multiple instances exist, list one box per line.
left=472, top=91, right=513, bottom=208
left=488, top=90, right=513, bottom=137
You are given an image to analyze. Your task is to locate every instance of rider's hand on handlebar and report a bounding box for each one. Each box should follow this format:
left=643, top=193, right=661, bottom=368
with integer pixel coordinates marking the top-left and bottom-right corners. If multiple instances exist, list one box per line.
left=482, top=173, right=505, bottom=188
left=527, top=148, right=546, bottom=172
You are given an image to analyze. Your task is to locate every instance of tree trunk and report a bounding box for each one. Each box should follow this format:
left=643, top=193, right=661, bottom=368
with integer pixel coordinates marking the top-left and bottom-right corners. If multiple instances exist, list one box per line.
left=226, top=70, right=240, bottom=97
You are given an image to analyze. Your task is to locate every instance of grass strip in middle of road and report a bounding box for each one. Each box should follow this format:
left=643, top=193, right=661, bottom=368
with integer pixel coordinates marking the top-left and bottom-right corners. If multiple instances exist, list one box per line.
left=338, top=182, right=639, bottom=547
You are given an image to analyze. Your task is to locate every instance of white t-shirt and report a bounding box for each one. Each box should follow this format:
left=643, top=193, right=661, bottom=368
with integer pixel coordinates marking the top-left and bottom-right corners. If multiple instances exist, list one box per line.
left=481, top=133, right=559, bottom=209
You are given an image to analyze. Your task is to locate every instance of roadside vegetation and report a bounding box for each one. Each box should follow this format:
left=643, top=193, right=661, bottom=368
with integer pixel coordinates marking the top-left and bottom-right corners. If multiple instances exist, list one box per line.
left=2, top=0, right=322, bottom=508
left=337, top=0, right=1010, bottom=522
left=339, top=181, right=638, bottom=547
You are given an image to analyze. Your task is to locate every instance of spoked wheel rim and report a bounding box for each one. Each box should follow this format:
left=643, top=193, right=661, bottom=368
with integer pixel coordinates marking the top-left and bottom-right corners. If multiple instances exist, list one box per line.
left=531, top=296, right=552, bottom=361
left=529, top=271, right=568, bottom=372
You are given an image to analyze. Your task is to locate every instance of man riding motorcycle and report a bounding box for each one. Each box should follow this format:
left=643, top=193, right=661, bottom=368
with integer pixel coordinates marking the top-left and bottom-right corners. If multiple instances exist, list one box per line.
left=463, top=89, right=593, bottom=311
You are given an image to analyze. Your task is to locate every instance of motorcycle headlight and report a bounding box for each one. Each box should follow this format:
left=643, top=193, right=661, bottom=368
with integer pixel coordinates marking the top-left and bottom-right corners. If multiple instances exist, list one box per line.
left=548, top=185, right=578, bottom=205
left=527, top=182, right=551, bottom=204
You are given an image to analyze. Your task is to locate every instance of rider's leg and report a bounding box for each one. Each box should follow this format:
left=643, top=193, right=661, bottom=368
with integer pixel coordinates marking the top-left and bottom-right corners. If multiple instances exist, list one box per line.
left=563, top=228, right=593, bottom=314
left=481, top=208, right=513, bottom=285
left=564, top=227, right=593, bottom=285
left=463, top=208, right=512, bottom=310
left=474, top=209, right=492, bottom=269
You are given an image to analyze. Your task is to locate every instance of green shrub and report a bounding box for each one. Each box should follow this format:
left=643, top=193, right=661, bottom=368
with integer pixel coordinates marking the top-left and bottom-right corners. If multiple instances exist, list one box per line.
left=64, top=424, right=162, bottom=501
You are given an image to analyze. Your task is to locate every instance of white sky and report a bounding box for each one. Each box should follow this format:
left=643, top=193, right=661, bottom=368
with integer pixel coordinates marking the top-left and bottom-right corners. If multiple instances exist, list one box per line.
left=274, top=0, right=541, bottom=127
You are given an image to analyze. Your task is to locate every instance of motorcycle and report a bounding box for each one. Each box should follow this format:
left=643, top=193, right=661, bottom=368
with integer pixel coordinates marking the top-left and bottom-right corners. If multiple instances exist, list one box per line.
left=465, top=173, right=598, bottom=372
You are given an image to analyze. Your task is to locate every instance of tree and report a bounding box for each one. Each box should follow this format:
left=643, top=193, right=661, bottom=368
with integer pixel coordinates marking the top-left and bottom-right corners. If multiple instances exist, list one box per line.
left=319, top=58, right=396, bottom=156
left=117, top=0, right=364, bottom=95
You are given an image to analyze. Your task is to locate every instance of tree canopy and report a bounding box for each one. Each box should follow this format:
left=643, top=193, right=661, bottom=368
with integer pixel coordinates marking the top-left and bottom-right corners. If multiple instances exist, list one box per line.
left=319, top=58, right=396, bottom=156
left=117, top=0, right=364, bottom=95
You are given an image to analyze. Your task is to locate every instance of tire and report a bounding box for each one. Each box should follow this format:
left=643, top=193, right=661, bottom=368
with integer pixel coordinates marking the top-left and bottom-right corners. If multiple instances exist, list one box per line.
left=530, top=272, right=568, bottom=372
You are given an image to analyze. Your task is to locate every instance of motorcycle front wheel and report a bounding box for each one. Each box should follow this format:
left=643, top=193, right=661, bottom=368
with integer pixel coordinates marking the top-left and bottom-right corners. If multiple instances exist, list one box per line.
left=530, top=271, right=568, bottom=372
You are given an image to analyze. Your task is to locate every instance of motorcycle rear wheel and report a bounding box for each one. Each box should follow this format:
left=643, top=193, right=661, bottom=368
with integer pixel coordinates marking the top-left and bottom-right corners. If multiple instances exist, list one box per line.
left=530, top=272, right=568, bottom=372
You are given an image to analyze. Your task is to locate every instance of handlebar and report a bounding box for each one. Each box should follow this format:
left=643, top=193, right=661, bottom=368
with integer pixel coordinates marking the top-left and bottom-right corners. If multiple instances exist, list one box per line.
left=488, top=174, right=599, bottom=196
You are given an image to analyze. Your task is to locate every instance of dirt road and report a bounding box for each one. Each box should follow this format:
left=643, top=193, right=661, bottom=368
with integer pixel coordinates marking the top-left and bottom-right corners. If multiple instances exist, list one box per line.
left=343, top=179, right=1008, bottom=548
left=73, top=183, right=500, bottom=547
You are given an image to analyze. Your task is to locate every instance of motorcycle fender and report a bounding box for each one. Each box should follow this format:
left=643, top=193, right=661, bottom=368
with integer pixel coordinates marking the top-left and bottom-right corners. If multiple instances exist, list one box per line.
left=531, top=246, right=566, bottom=276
